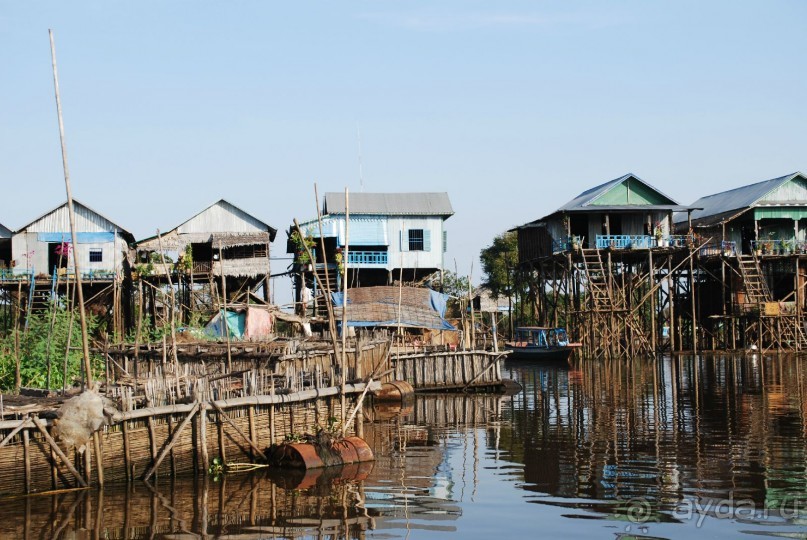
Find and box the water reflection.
[3,355,807,539]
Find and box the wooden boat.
[504,327,578,361]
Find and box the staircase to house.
[581,249,614,310]
[737,255,772,304]
[311,264,339,318]
[579,249,652,358]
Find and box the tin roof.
[16,199,135,244]
[137,199,277,246]
[323,192,454,217]
[683,172,806,224]
[0,223,11,239]
[555,173,684,213]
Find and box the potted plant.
[654,222,665,247]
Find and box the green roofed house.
[517,173,691,262]
[679,172,807,256]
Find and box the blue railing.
[698,240,737,257]
[596,235,654,249]
[0,268,116,282]
[347,251,388,265]
[0,268,31,282]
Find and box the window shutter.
[423,230,431,251]
[400,230,408,251]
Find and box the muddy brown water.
[1,354,806,539]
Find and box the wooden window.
[89,249,103,263]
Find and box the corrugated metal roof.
[556,173,682,212]
[137,199,277,245]
[16,199,134,243]
[0,223,11,239]
[685,172,805,224]
[323,192,454,217]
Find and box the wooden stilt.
[211,402,267,461]
[32,418,86,487]
[143,404,199,481]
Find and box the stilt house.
[135,199,277,298]
[9,200,134,279]
[517,173,690,261]
[290,192,453,313]
[679,172,807,256]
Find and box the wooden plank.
[143,403,199,482]
[32,418,87,487]
[0,417,32,448]
[211,402,267,461]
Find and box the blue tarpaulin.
[205,310,246,339]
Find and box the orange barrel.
[376,380,415,402]
[342,436,374,463]
[270,436,374,470]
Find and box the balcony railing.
[346,251,388,265]
[0,268,116,282]
[750,239,807,255]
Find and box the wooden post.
[340,188,349,435]
[690,253,697,354]
[32,418,87,487]
[143,404,199,481]
[23,428,31,493]
[199,404,209,472]
[649,249,656,352]
[218,241,232,372]
[122,420,132,481]
[211,402,267,461]
[49,30,93,389]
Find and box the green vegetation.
[0,303,103,391]
[480,231,518,300]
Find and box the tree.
[426,270,470,318]
[480,232,518,299]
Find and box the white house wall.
[386,216,445,271]
[12,232,126,275]
[178,202,267,234]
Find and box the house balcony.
[346,250,388,266]
[0,268,117,283]
[749,239,807,256]
[552,234,695,253]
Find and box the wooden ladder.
[737,254,772,303]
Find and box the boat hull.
[504,345,574,361]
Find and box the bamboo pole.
[219,241,232,372]
[32,417,87,487]
[340,188,350,434]
[210,401,267,461]
[49,30,93,389]
[143,404,199,481]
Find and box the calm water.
[3,354,807,539]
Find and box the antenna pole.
[356,124,364,192]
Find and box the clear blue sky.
[1,1,805,301]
